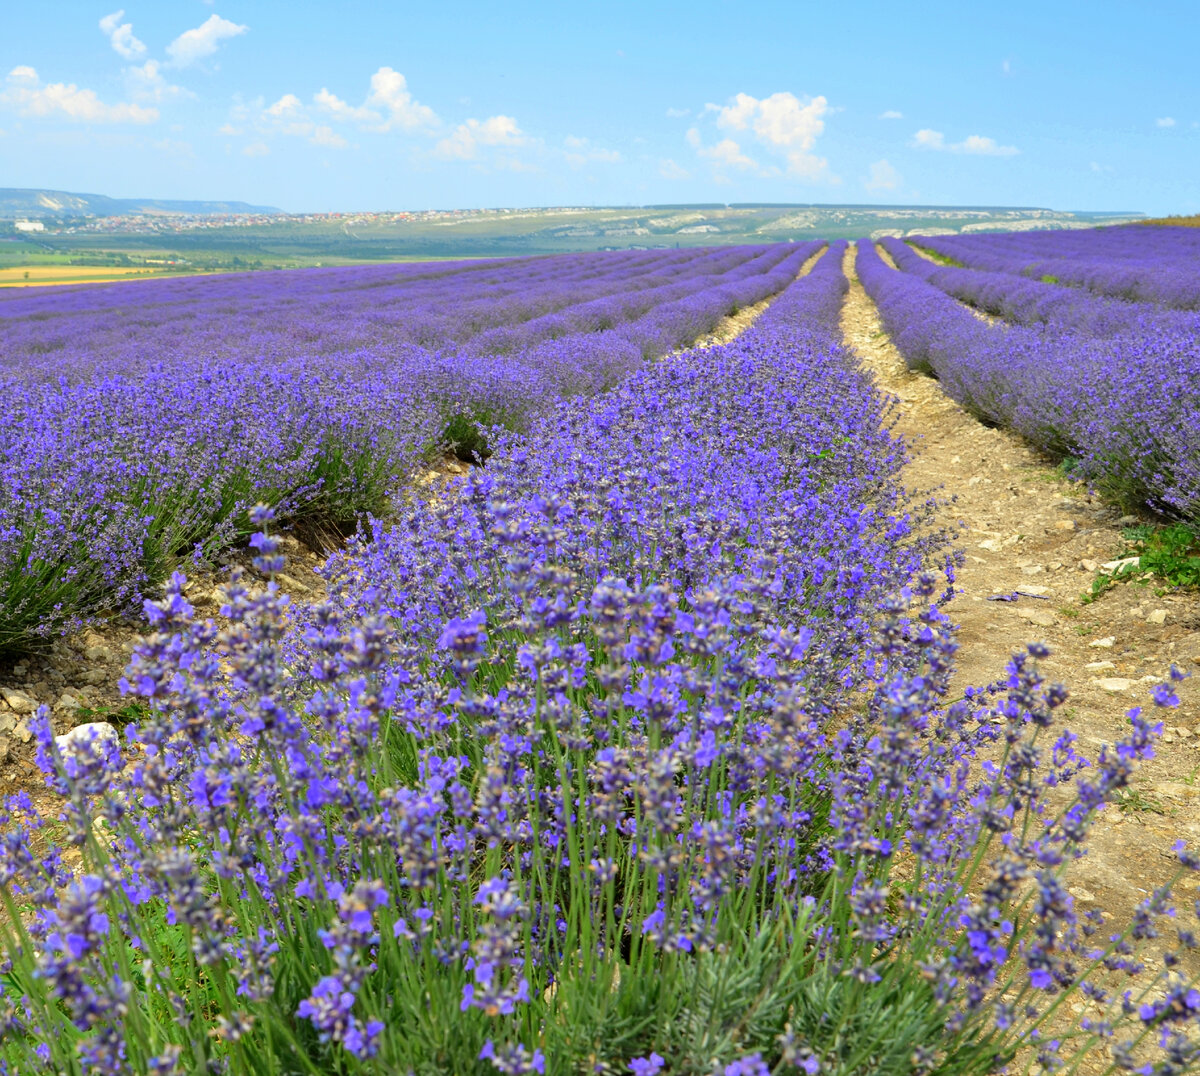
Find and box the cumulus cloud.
[686,126,758,171]
[166,14,247,68]
[880,109,903,120]
[312,68,437,131]
[912,128,1018,156]
[366,66,437,130]
[1156,116,1176,128]
[660,157,690,179]
[313,87,375,124]
[701,91,831,179]
[242,141,269,157]
[864,158,901,192]
[665,106,690,118]
[1,65,157,123]
[266,93,303,117]
[435,115,525,159]
[124,60,188,104]
[912,128,946,150]
[99,10,146,59]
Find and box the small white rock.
[1085,661,1117,671]
[54,722,119,760]
[1017,609,1057,628]
[1089,637,1116,649]
[1094,677,1133,692]
[1147,609,1168,626]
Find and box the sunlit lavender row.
[914,226,1200,310]
[0,242,818,651]
[856,238,1200,521]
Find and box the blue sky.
[1,1,1197,214]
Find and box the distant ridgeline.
[0,187,280,218]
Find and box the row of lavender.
[879,236,1200,338]
[857,240,1200,522]
[7,242,1196,1075]
[0,242,818,652]
[915,226,1200,310]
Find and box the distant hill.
[0,188,280,219]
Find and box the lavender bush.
[0,243,820,652]
[878,238,1200,339]
[2,248,1199,1075]
[912,227,1200,311]
[855,240,1200,522]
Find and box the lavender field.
[0,242,815,652]
[1,234,1199,1075]
[860,229,1200,520]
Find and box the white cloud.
[312,68,437,132]
[166,14,247,68]
[687,127,758,171]
[242,141,269,157]
[1,65,157,123]
[313,87,377,124]
[711,91,828,150]
[665,106,690,118]
[1002,59,1012,75]
[660,157,689,179]
[702,91,831,180]
[1090,161,1113,173]
[563,135,621,167]
[266,93,303,117]
[310,124,348,148]
[957,134,1019,156]
[864,158,901,192]
[99,10,146,59]
[366,66,437,130]
[1156,116,1176,128]
[880,109,903,120]
[912,128,1018,156]
[435,115,525,159]
[124,60,187,104]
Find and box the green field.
[0,204,1143,275]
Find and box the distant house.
[14,220,45,232]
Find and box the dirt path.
[839,243,1200,919]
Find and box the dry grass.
[1138,214,1200,227]
[0,265,178,288]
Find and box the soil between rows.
[840,241,1200,928]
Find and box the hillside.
[0,188,280,219]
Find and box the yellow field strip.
[0,266,180,288]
